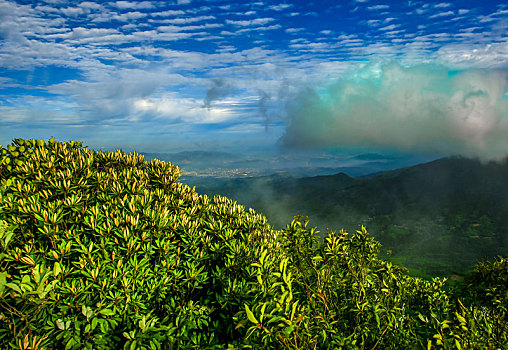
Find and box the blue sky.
[0,0,507,161]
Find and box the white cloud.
[436,41,508,69]
[290,42,331,52]
[79,2,103,10]
[367,5,389,10]
[112,11,147,21]
[133,94,237,124]
[60,6,86,16]
[47,27,120,39]
[434,3,452,8]
[226,18,275,26]
[237,24,281,33]
[429,11,454,18]
[379,24,398,31]
[285,28,304,33]
[269,4,292,11]
[151,10,185,16]
[157,24,221,32]
[167,15,216,24]
[34,5,60,13]
[113,1,154,9]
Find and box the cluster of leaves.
[0,138,276,349]
[243,218,508,349]
[449,254,508,346]
[0,138,506,349]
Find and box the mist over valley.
[189,155,508,279]
[139,149,437,183]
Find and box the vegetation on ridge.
[0,138,506,349]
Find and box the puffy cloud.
[133,94,236,124]
[281,62,508,159]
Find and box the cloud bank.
[281,62,508,159]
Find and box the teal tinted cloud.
[282,62,508,159]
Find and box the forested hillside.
[196,157,508,278]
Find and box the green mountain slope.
[197,157,508,278]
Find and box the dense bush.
[0,138,506,349]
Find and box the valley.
[191,157,508,279]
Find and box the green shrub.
[0,138,277,349]
[0,138,506,349]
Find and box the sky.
[0,0,507,163]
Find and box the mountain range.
[194,157,508,279]
[139,150,436,180]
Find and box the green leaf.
[259,250,267,265]
[91,318,99,331]
[65,337,76,350]
[0,271,7,297]
[290,301,299,321]
[266,316,282,325]
[99,308,115,316]
[56,319,67,330]
[5,282,22,294]
[100,320,108,333]
[139,316,146,332]
[123,331,132,340]
[2,230,14,249]
[82,305,93,319]
[245,304,258,324]
[455,312,467,325]
[54,262,62,277]
[260,302,267,323]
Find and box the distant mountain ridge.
[195,156,508,278]
[140,150,437,179]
